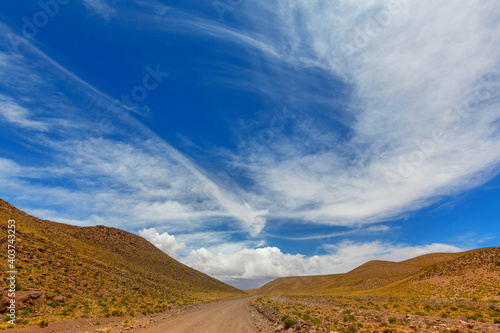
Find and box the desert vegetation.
[250,248,500,332]
[0,199,241,329]
[253,295,500,332]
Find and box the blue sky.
[0,0,499,289]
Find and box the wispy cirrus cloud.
[0,22,268,235]
[0,95,48,131]
[81,0,116,19]
[123,0,500,229]
[217,0,500,226]
[1,0,499,289]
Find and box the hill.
[252,247,499,299]
[246,274,340,295]
[375,247,500,300]
[0,199,242,327]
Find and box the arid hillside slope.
[253,247,499,300]
[0,199,242,328]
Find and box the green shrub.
[50,300,61,308]
[343,314,356,322]
[283,318,296,329]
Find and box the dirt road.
[140,297,271,333]
[12,297,273,333]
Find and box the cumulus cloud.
[187,246,340,281]
[138,228,186,258]
[186,240,463,288]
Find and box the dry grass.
[253,247,499,300]
[251,247,500,332]
[0,199,242,328]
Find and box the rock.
[15,292,32,303]
[0,296,11,313]
[274,324,285,332]
[28,290,44,298]
[16,301,26,310]
[53,295,65,302]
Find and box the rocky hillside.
[246,274,340,295]
[383,247,500,300]
[0,199,242,328]
[253,247,499,300]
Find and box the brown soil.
[10,297,274,333]
[139,297,273,333]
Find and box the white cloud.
[187,240,464,288]
[0,95,48,130]
[187,246,341,281]
[225,0,500,226]
[0,23,268,236]
[138,227,186,258]
[323,240,464,267]
[81,0,116,19]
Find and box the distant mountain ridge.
[0,199,241,327]
[250,247,500,300]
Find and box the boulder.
[0,296,10,313]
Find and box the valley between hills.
[1,198,499,332]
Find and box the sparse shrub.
[50,300,61,308]
[60,309,72,317]
[111,309,123,316]
[21,306,34,316]
[388,318,396,324]
[344,314,356,322]
[311,318,321,326]
[283,317,296,329]
[442,311,452,318]
[36,319,49,328]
